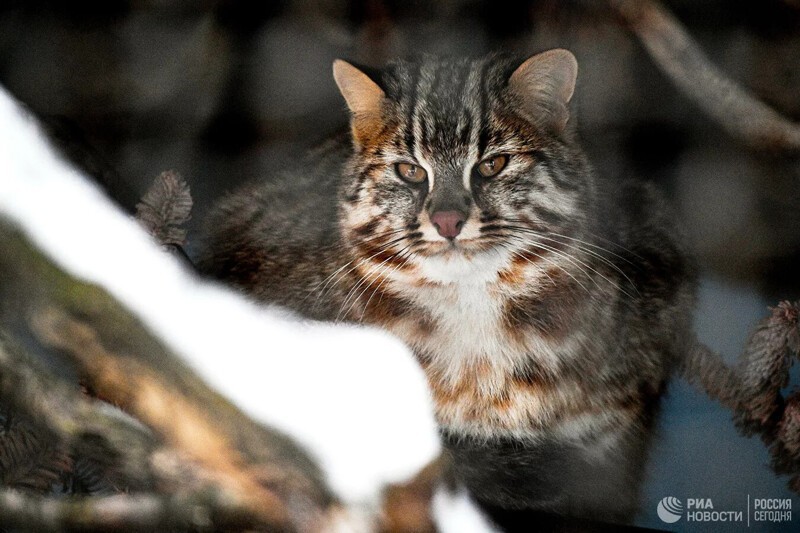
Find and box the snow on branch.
[0,215,329,531]
[0,87,443,531]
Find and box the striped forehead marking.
[462,59,486,191]
[411,62,437,192]
[405,58,491,193]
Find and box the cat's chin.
[417,238,498,258]
[416,242,512,285]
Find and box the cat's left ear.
[508,49,578,135]
[333,60,385,148]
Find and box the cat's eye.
[476,155,508,178]
[395,162,427,183]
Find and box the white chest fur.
[412,283,512,374]
[391,250,563,385]
[380,248,601,439]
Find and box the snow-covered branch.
[0,86,450,531]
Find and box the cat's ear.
[508,49,578,135]
[333,60,385,148]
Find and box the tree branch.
[0,488,272,532]
[609,0,800,153]
[0,218,342,531]
[0,330,157,493]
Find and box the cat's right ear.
[508,49,578,135]
[333,60,385,148]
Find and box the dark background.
[0,0,798,295]
[1,1,799,530]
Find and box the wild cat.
[201,49,696,526]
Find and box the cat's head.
[334,50,594,285]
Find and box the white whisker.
[489,221,638,300]
[358,247,416,323]
[310,229,411,310]
[336,242,415,322]
[499,238,590,295]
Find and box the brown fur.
[202,51,697,524]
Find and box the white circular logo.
[657,497,683,523]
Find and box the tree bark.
[0,218,339,532]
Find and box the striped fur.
[202,51,696,524]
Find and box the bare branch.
[0,489,265,532]
[609,0,800,153]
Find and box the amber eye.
[395,162,428,183]
[476,155,508,178]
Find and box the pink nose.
[430,211,466,239]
